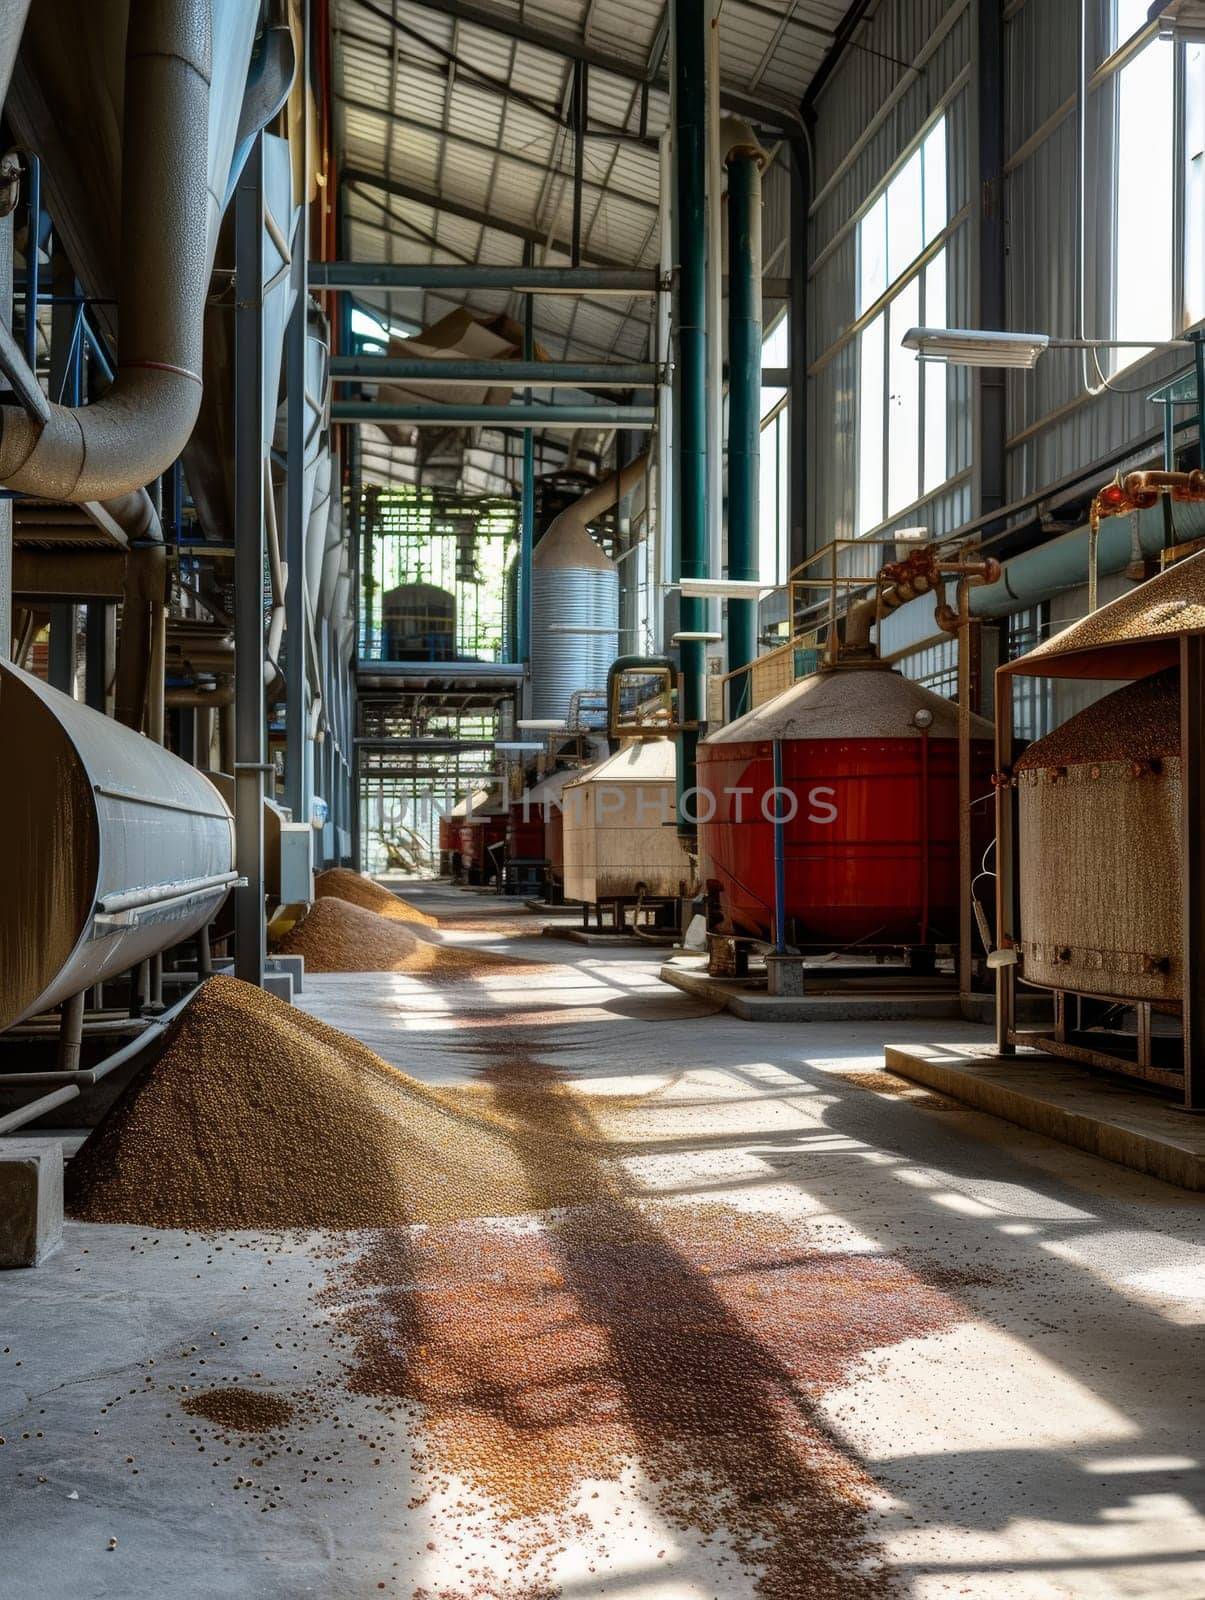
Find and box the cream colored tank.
[1015,668,1181,1003]
[561,738,695,903]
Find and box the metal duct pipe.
[672,0,709,837]
[723,117,766,721]
[0,0,211,501]
[967,501,1205,617]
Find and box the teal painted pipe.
[673,0,709,837]
[330,357,658,387]
[725,144,762,721]
[330,401,655,428]
[969,501,1205,617]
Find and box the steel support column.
[234,136,267,987]
[284,215,309,824]
[973,0,1006,517]
[725,144,763,721]
[787,136,809,574]
[672,0,709,835]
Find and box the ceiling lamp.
[903,327,1051,368]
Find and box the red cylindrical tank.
[697,663,993,948]
[506,798,546,861]
[460,808,507,883]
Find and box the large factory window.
[1111,27,1174,371]
[759,315,789,584]
[855,119,949,536]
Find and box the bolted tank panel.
[529,519,619,721]
[698,665,993,946]
[1014,668,1181,1003]
[382,582,457,662]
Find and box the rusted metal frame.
[994,664,1017,1053]
[1182,632,1205,1109]
[1008,1030,1183,1092]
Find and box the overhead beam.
[341,166,635,269]
[331,355,658,387]
[394,0,806,128]
[333,400,656,428]
[314,261,659,294]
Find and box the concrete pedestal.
[0,1140,63,1267]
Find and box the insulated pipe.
[0,0,212,501]
[672,0,709,839]
[723,117,766,721]
[968,500,1205,617]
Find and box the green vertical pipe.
[725,146,762,722]
[673,0,708,837]
[518,283,534,667]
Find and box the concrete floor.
[3,879,1204,1598]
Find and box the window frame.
[854,116,951,539]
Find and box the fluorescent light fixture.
[672,631,724,643]
[495,741,546,752]
[677,578,772,600]
[516,719,569,731]
[903,326,1051,368]
[1154,1,1205,41]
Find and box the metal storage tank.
[562,740,695,903]
[459,798,508,886]
[1012,668,1180,1003]
[697,662,994,947]
[507,768,579,878]
[0,662,236,1031]
[440,788,488,876]
[382,583,456,662]
[528,456,645,722]
[529,518,618,720]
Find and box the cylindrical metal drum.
[698,664,993,947]
[1015,668,1181,1003]
[0,662,236,1030]
[529,519,618,720]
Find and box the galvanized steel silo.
[529,517,619,720]
[528,455,646,721]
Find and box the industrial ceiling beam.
[331,355,658,387]
[314,261,659,295]
[391,0,807,129]
[340,166,637,270]
[333,400,656,428]
[337,91,659,210]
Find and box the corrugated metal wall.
[807,0,1194,566]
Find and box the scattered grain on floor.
[181,1387,295,1434]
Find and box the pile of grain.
[180,1388,294,1434]
[273,896,530,979]
[315,868,436,926]
[65,977,595,1230]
